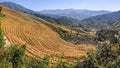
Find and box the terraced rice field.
[0,5,95,59]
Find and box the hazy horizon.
[0,0,120,11]
[40,9,112,12]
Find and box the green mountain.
[80,11,120,29]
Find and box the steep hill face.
[0,5,94,60]
[0,2,35,14]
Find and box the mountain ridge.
[0,2,81,27]
[0,2,36,14]
[40,9,111,20]
[80,10,120,29]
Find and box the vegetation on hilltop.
[95,29,119,44]
[33,13,79,27]
[55,27,94,44]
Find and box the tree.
[0,22,5,49]
[0,7,2,13]
[53,60,72,68]
[27,56,50,68]
[7,45,26,68]
[75,43,120,68]
[52,54,73,68]
[95,29,119,44]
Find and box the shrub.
[0,23,5,49]
[0,7,2,13]
[75,43,120,68]
[7,45,26,68]
[27,56,50,68]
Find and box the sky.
[0,0,120,11]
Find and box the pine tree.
[7,45,26,68]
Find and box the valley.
[0,1,120,68]
[0,5,95,59]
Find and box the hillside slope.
[0,2,35,14]
[80,10,120,29]
[1,2,80,27]
[0,5,94,60]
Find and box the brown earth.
[0,5,95,60]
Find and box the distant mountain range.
[0,2,80,27]
[80,10,120,29]
[1,2,120,30]
[1,2,111,21]
[40,9,111,20]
